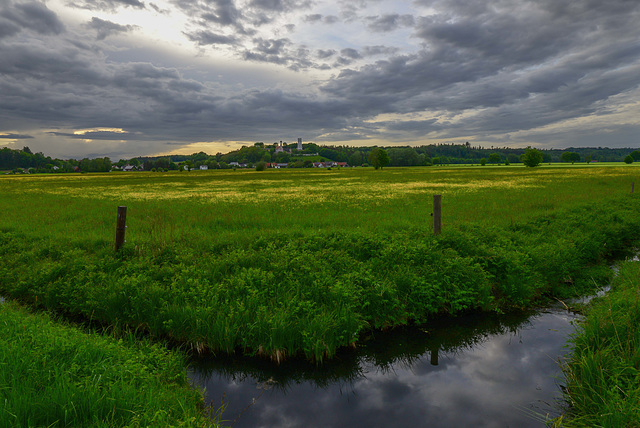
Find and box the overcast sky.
[1,0,639,159]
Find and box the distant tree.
[507,153,520,164]
[488,153,501,164]
[630,151,640,161]
[520,148,543,167]
[624,155,634,164]
[349,151,364,167]
[368,148,390,170]
[388,147,420,166]
[480,158,487,166]
[585,155,592,164]
[255,161,267,171]
[560,151,581,164]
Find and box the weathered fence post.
[433,195,442,235]
[632,182,635,194]
[115,206,127,251]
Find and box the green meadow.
[1,164,640,362]
[0,301,217,428]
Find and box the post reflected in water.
[430,345,439,366]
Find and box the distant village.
[2,139,640,174]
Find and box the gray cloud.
[362,45,399,57]
[0,1,65,35]
[248,0,312,13]
[316,48,336,59]
[86,17,137,40]
[0,18,21,38]
[66,0,145,12]
[340,48,360,59]
[366,14,414,32]
[185,30,238,46]
[0,133,34,139]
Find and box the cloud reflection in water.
[189,308,578,428]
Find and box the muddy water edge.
[188,302,583,428]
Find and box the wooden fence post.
[632,182,635,194]
[115,206,127,251]
[433,195,442,235]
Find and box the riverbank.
[1,195,638,362]
[557,259,640,426]
[0,300,218,427]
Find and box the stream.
[188,302,584,427]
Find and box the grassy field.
[1,164,640,363]
[0,300,217,428]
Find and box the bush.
[255,161,267,171]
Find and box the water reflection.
[189,306,578,427]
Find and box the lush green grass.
[1,165,640,361]
[0,300,217,428]
[558,260,640,427]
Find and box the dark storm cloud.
[316,48,336,59]
[248,0,312,13]
[366,14,414,32]
[67,0,145,12]
[362,46,399,56]
[0,18,21,38]
[340,48,360,59]
[0,133,33,139]
[304,13,322,22]
[304,13,339,24]
[0,20,352,148]
[48,131,138,140]
[321,0,640,136]
[87,17,137,40]
[185,30,238,46]
[241,37,318,70]
[0,1,64,35]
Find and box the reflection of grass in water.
[189,309,535,390]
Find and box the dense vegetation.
[558,260,640,426]
[3,143,640,173]
[0,300,216,427]
[1,165,639,363]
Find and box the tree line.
[2,143,640,172]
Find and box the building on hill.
[313,161,348,168]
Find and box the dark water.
[188,305,579,427]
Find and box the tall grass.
[558,260,640,426]
[1,166,639,361]
[0,301,217,428]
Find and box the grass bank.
[557,259,640,426]
[1,194,639,362]
[1,166,639,362]
[0,301,217,428]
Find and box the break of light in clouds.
[1,0,639,159]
